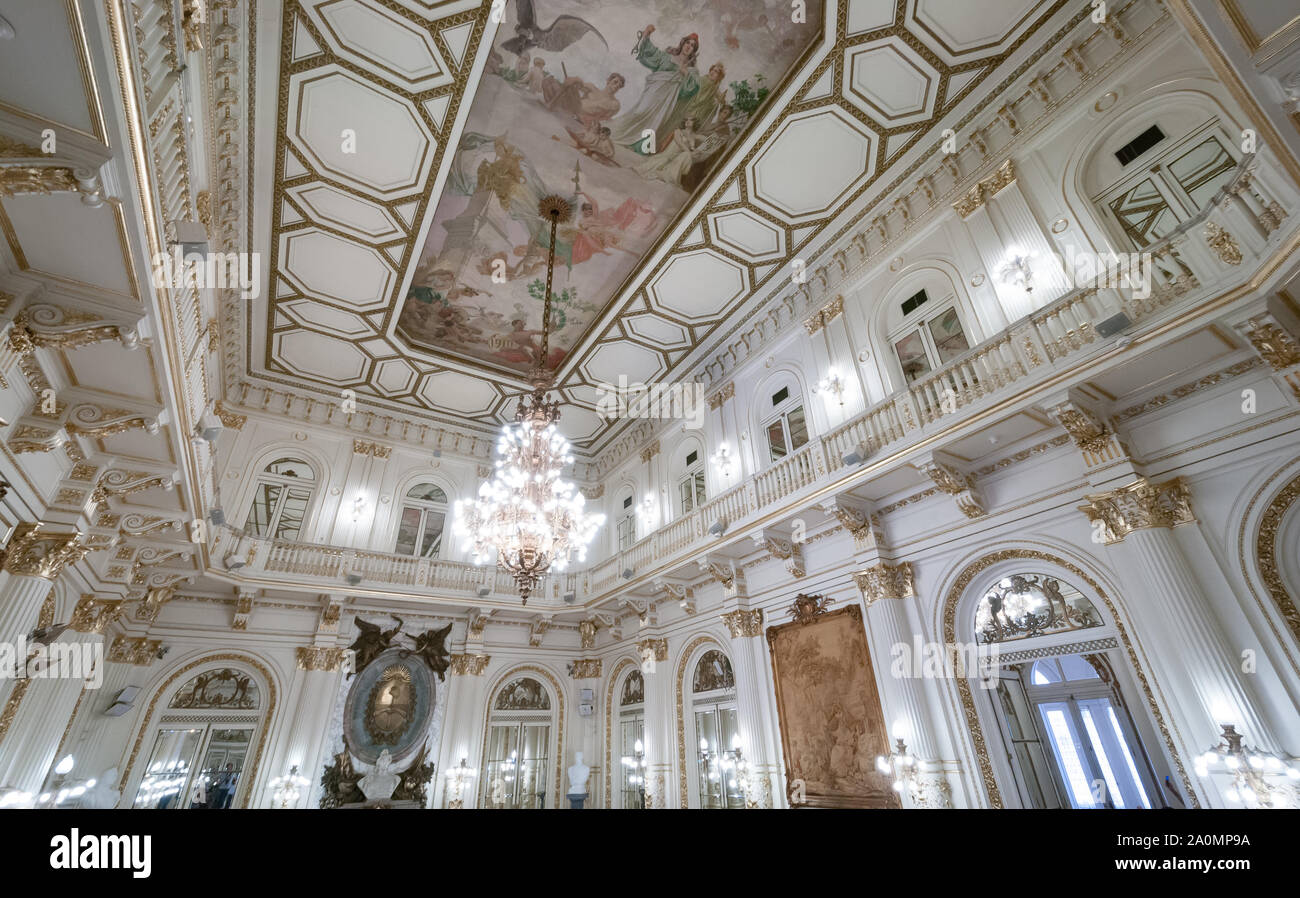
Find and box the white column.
[721,610,781,807]
[263,648,344,808]
[0,628,104,796]
[637,638,674,808]
[436,654,489,808]
[0,523,87,648]
[1083,478,1277,806]
[855,562,953,808]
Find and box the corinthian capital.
[721,608,763,638]
[1079,477,1195,543]
[853,562,915,607]
[0,522,89,579]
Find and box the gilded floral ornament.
[0,522,89,580]
[853,562,915,606]
[1203,221,1242,265]
[721,608,763,638]
[1079,477,1195,544]
[569,658,602,679]
[785,593,834,624]
[108,635,164,666]
[69,596,124,634]
[1240,317,1300,371]
[448,653,491,676]
[295,646,345,671]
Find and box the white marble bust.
[359,750,400,802]
[567,751,590,795]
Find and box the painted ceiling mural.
[397,0,822,374]
[253,0,1077,452]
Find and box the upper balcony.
[208,154,1297,614]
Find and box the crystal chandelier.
[456,196,604,604]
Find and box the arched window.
[690,649,744,809]
[615,487,637,552]
[244,457,315,540]
[977,574,1158,810]
[1093,118,1239,249]
[618,669,645,808]
[132,666,267,810]
[394,482,448,558]
[482,676,554,809]
[677,446,706,515]
[761,381,809,463]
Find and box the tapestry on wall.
[766,600,898,808]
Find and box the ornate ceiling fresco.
[397,0,821,375]
[252,0,1071,452]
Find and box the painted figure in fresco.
[661,62,727,143]
[610,25,703,154]
[635,116,723,188]
[542,72,626,129]
[524,57,550,94]
[500,0,607,58]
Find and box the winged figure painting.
[501,0,607,56]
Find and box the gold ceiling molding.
[1079,476,1196,544]
[699,1,1148,393]
[249,0,1082,457]
[941,546,1199,808]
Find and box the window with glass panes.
[481,677,553,809]
[394,483,447,558]
[244,457,315,540]
[691,650,744,809]
[1098,121,1239,250]
[619,670,646,808]
[891,303,972,385]
[678,449,706,514]
[616,493,636,551]
[763,385,809,463]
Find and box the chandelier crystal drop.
[456,196,604,604]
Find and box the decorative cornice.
[296,646,345,671]
[0,523,89,580]
[448,653,491,676]
[853,562,915,607]
[721,609,763,638]
[1079,476,1196,543]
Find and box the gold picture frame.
[766,604,898,809]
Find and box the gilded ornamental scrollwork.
[1079,477,1196,544]
[296,646,346,672]
[108,635,164,666]
[721,608,763,638]
[853,562,916,607]
[68,596,124,634]
[569,658,602,679]
[448,653,491,676]
[0,522,90,580]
